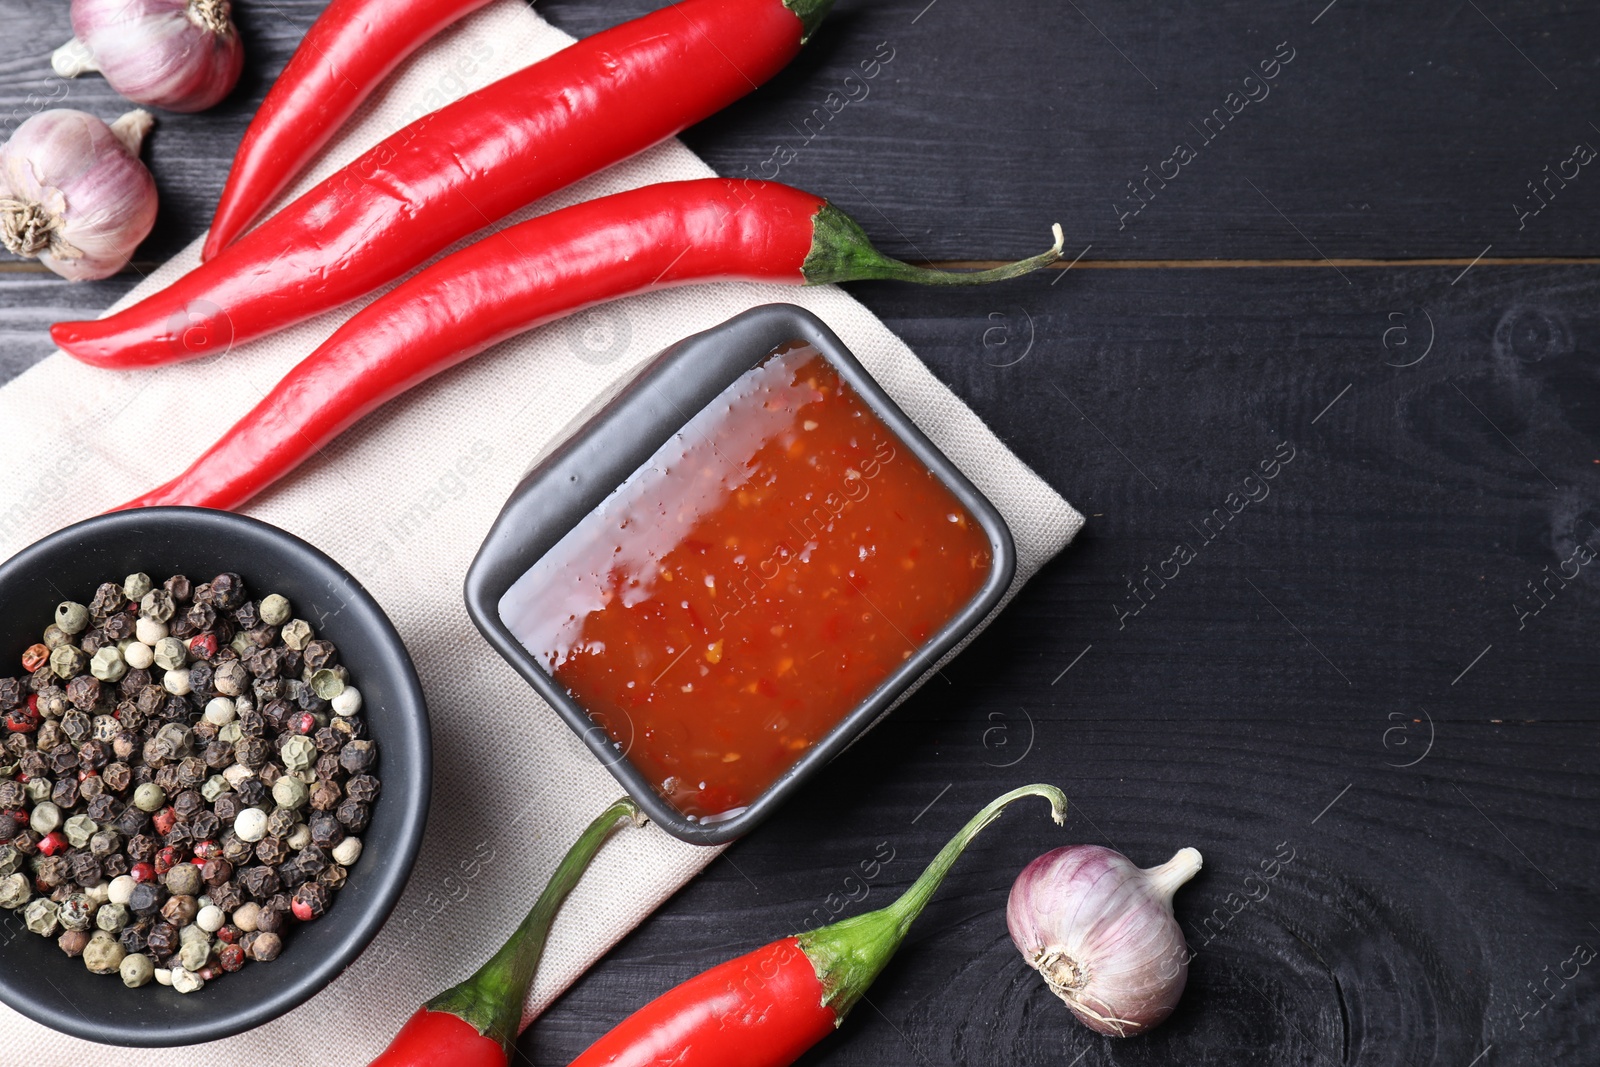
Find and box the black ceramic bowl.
[466,304,1015,845]
[0,508,430,1047]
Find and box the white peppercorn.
[287,823,313,850]
[107,874,137,905]
[162,668,193,697]
[331,837,362,866]
[124,642,155,670]
[153,967,173,986]
[232,901,261,932]
[171,968,204,994]
[234,807,268,843]
[83,930,125,974]
[196,904,225,933]
[120,952,154,988]
[55,602,89,635]
[134,617,167,645]
[222,763,253,788]
[203,697,237,726]
[331,686,363,717]
[89,646,128,682]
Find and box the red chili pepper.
[203,0,499,261]
[51,0,834,370]
[366,799,640,1067]
[113,178,1060,513]
[567,786,1065,1067]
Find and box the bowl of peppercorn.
[0,507,430,1046]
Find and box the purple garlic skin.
[1007,843,1202,1037]
[0,110,158,281]
[57,0,244,113]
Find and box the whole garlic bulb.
[0,110,159,281]
[1007,844,1202,1037]
[53,0,244,114]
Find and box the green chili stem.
[782,0,836,42]
[427,798,643,1054]
[802,204,1064,287]
[796,784,1067,1023]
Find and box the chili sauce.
[499,341,993,819]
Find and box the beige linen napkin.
[0,1,1082,1060]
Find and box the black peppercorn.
[208,573,247,611]
[187,660,215,698]
[50,778,78,809]
[153,764,182,795]
[295,845,328,876]
[309,780,342,812]
[311,728,342,756]
[172,790,205,821]
[102,853,130,878]
[0,678,23,709]
[185,602,216,633]
[265,807,296,839]
[345,775,380,804]
[240,865,280,900]
[127,833,159,862]
[65,676,100,713]
[214,793,243,823]
[235,736,269,769]
[202,857,233,885]
[317,864,348,890]
[79,629,108,656]
[135,685,165,720]
[176,757,207,790]
[69,851,101,887]
[161,893,198,926]
[220,831,253,866]
[102,762,132,792]
[18,750,47,780]
[34,855,69,888]
[89,582,125,618]
[47,744,78,776]
[145,921,178,957]
[310,812,346,847]
[77,739,109,769]
[278,860,310,888]
[127,882,164,915]
[190,810,221,841]
[255,836,288,866]
[60,709,91,743]
[301,640,338,672]
[80,775,107,802]
[169,614,198,640]
[85,794,117,823]
[338,740,377,775]
[203,741,234,770]
[236,777,269,809]
[163,575,192,602]
[0,780,24,809]
[106,802,145,836]
[102,612,135,642]
[88,829,120,857]
[0,815,19,841]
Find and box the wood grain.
[0,1,1595,1065]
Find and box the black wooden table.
[4,2,1598,1064]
